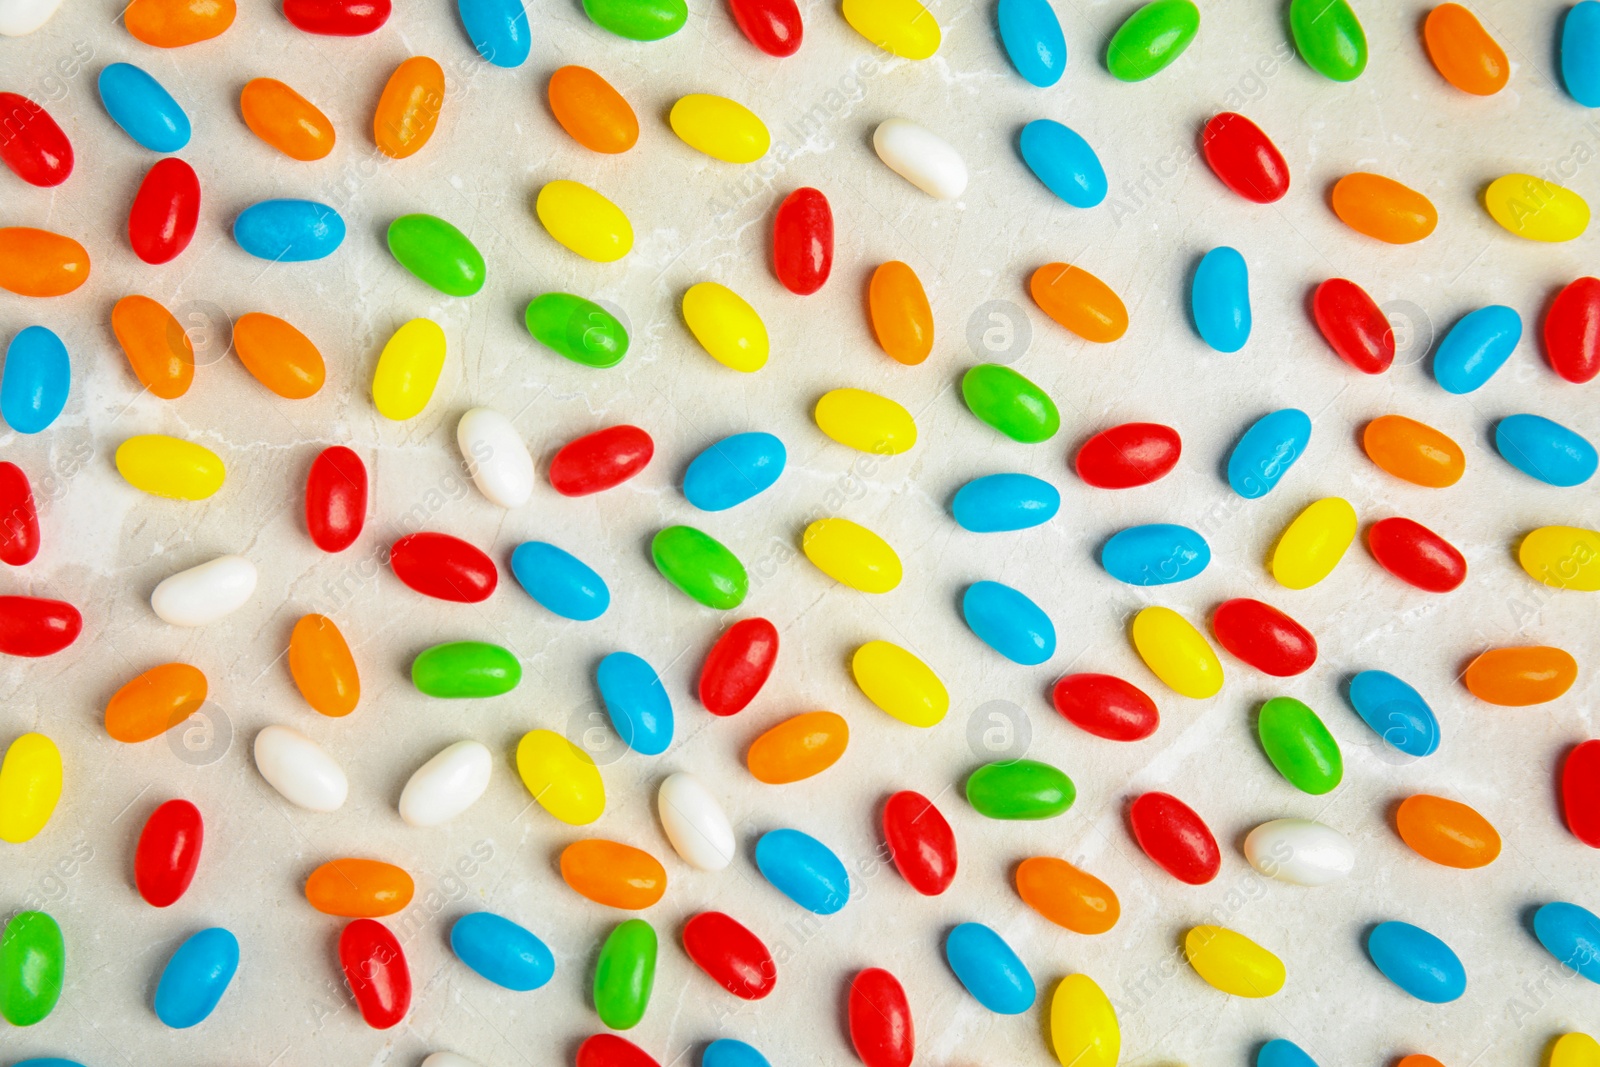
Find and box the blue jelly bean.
[1432,305,1522,394]
[1533,901,1600,984]
[98,62,190,152]
[996,0,1066,86]
[596,651,673,756]
[951,473,1060,532]
[13,1061,90,1067]
[1018,120,1105,208]
[1258,1039,1320,1067]
[2,326,70,434]
[962,580,1055,665]
[154,927,239,1029]
[1494,414,1598,487]
[233,200,345,262]
[1227,408,1312,498]
[1100,523,1210,586]
[944,922,1035,1015]
[703,1039,772,1067]
[683,432,786,511]
[1365,921,1465,1003]
[754,828,850,915]
[1346,670,1439,757]
[510,540,610,620]
[450,911,556,991]
[1191,246,1251,353]
[458,0,531,67]
[1563,1,1600,107]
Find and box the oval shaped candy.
[1131,606,1221,698]
[1485,174,1590,242]
[387,214,484,296]
[802,517,901,593]
[116,435,223,500]
[1525,526,1600,592]
[1463,646,1577,705]
[0,596,81,657]
[1396,794,1500,868]
[104,662,207,743]
[1184,925,1284,997]
[755,829,849,914]
[1015,856,1118,933]
[1366,921,1465,1002]
[1331,173,1437,244]
[391,532,496,602]
[882,790,955,894]
[682,281,767,371]
[0,910,63,1024]
[872,118,965,199]
[253,724,347,811]
[1289,0,1366,81]
[306,858,414,917]
[458,0,530,66]
[234,199,345,261]
[284,0,390,34]
[1050,974,1119,1067]
[966,758,1074,819]
[952,473,1058,533]
[682,912,775,999]
[814,388,916,455]
[235,312,324,398]
[1257,697,1342,794]
[412,641,520,698]
[1228,408,1311,498]
[997,0,1065,86]
[151,554,257,626]
[774,187,831,295]
[1425,4,1508,95]
[728,0,801,55]
[962,580,1054,664]
[594,918,655,1029]
[561,839,667,909]
[1101,524,1209,586]
[848,968,913,1067]
[305,446,366,551]
[700,618,777,715]
[1129,791,1219,884]
[125,0,235,45]
[0,464,37,568]
[1533,901,1600,984]
[2,326,70,433]
[451,912,553,990]
[1313,278,1393,373]
[945,923,1034,1014]
[511,541,609,620]
[1212,598,1315,676]
[962,364,1058,442]
[1190,245,1250,352]
[0,0,68,37]
[129,158,200,265]
[548,65,637,153]
[651,526,748,609]
[99,62,190,151]
[0,93,72,186]
[583,0,685,39]
[1052,673,1158,742]
[597,652,673,755]
[240,78,334,160]
[1030,262,1127,342]
[516,729,604,824]
[869,261,933,365]
[683,432,786,511]
[1106,0,1198,81]
[1367,517,1466,592]
[1565,1,1600,106]
[154,927,238,1029]
[1243,818,1354,886]
[373,56,444,159]
[0,733,61,842]
[551,424,653,495]
[1547,1033,1600,1067]
[1347,670,1439,757]
[399,740,491,826]
[136,799,203,907]
[1018,120,1105,208]
[524,292,630,368]
[576,1036,660,1067]
[1434,304,1522,392]
[1259,1040,1319,1067]
[1201,112,1288,203]
[670,94,769,164]
[0,227,89,297]
[852,641,947,727]
[457,407,534,508]
[537,180,633,261]
[1272,497,1357,589]
[842,0,939,58]
[1496,415,1597,487]
[1075,422,1180,488]
[287,616,357,715]
[340,919,410,1029]
[658,771,735,870]
[1546,276,1600,383]
[111,295,193,399]
[1363,415,1463,488]
[747,711,848,783]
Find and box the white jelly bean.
[457,406,534,508]
[873,118,968,200]
[0,0,67,35]
[422,1054,485,1067]
[399,739,492,827]
[253,724,348,812]
[657,771,735,871]
[1243,817,1355,886]
[150,554,258,627]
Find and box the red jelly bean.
[135,798,203,907]
[390,532,497,602]
[1367,517,1466,593]
[773,187,831,295]
[1562,740,1600,848]
[0,595,81,656]
[1129,791,1219,885]
[283,0,390,34]
[849,967,914,1067]
[682,911,775,999]
[128,157,200,266]
[1074,422,1180,489]
[728,0,803,56]
[1200,112,1289,204]
[0,93,73,187]
[882,790,956,895]
[1545,276,1600,384]
[698,617,778,716]
[1313,278,1394,374]
[0,462,40,566]
[305,445,367,552]
[1051,673,1159,741]
[1210,598,1317,677]
[338,918,410,1029]
[550,424,653,496]
[577,1034,661,1067]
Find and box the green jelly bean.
[411,641,522,698]
[651,526,748,609]
[386,214,486,297]
[0,910,64,1026]
[594,918,656,1030]
[525,293,630,369]
[965,759,1076,819]
[1289,0,1367,82]
[1258,696,1343,795]
[582,0,687,40]
[1106,0,1200,81]
[961,364,1060,443]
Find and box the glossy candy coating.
[842,0,939,59]
[0,93,72,186]
[1313,278,1393,373]
[305,446,366,551]
[548,66,637,153]
[1191,245,1250,352]
[284,0,390,34]
[881,790,955,894]
[233,199,345,261]
[682,282,767,371]
[962,364,1059,442]
[1367,517,1467,592]
[112,296,192,399]
[773,188,831,294]
[848,968,913,1067]
[1496,415,1597,486]
[0,910,63,1024]
[872,118,966,199]
[1434,304,1522,392]
[136,799,203,907]
[399,740,491,826]
[115,435,222,500]
[1289,0,1367,81]
[1015,856,1118,933]
[1019,120,1105,208]
[0,0,68,36]
[1272,497,1357,589]
[2,326,71,432]
[1545,277,1600,383]
[597,652,673,755]
[966,759,1075,819]
[1201,112,1289,203]
[1106,0,1197,81]
[670,94,769,163]
[1228,408,1311,498]
[1463,646,1577,706]
[253,725,346,811]
[755,829,849,914]
[747,711,848,783]
[1366,921,1465,1002]
[728,0,802,56]
[1396,794,1500,868]
[945,922,1034,1014]
[868,261,933,364]
[962,580,1055,664]
[154,556,251,625]
[1257,697,1342,794]
[387,214,485,296]
[99,63,190,151]
[235,313,325,398]
[1243,818,1354,886]
[1052,673,1158,741]
[374,57,444,159]
[412,641,520,698]
[1331,174,1437,244]
[683,432,786,511]
[0,734,60,841]
[1347,670,1439,757]
[1425,4,1508,95]
[658,772,736,870]
[997,0,1065,86]
[457,407,534,508]
[525,293,630,368]
[511,541,610,620]
[128,158,199,265]
[577,1035,661,1067]
[802,517,901,592]
[1101,524,1209,586]
[951,473,1058,533]
[1533,901,1600,983]
[0,596,81,656]
[390,532,496,602]
[126,0,234,45]
[1184,925,1285,997]
[516,729,605,824]
[155,927,238,1028]
[682,912,775,999]
[651,525,748,608]
[240,78,334,160]
[1049,974,1119,1067]
[594,918,655,1027]
[450,912,553,991]
[1212,599,1315,677]
[1075,422,1180,488]
[583,0,686,40]
[538,180,633,261]
[1259,1040,1318,1067]
[1363,415,1463,487]
[1485,174,1590,242]
[1565,741,1600,848]
[105,663,207,742]
[0,462,40,565]
[306,858,413,917]
[1030,262,1127,342]
[551,424,654,495]
[1549,1033,1600,1067]
[458,0,530,66]
[340,919,410,1029]
[1131,606,1221,698]
[0,228,89,297]
[852,641,947,727]
[1565,2,1600,105]
[561,839,667,909]
[700,618,778,715]
[1129,791,1219,884]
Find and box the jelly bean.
[1434,304,1523,393]
[340,919,410,1028]
[848,968,912,1067]
[747,711,848,783]
[284,0,389,33]
[652,525,748,608]
[154,927,238,1029]
[966,758,1074,819]
[583,0,685,40]
[1228,408,1311,498]
[1331,173,1437,244]
[1464,646,1577,705]
[1289,0,1366,81]
[597,652,673,755]
[126,0,235,46]
[1424,4,1507,95]
[0,910,62,1024]
[1313,278,1392,374]
[1243,818,1354,886]
[1051,673,1157,742]
[1347,670,1439,757]
[698,617,777,715]
[1074,423,1179,489]
[755,829,849,914]
[962,580,1055,664]
[1019,120,1105,208]
[0,0,65,34]
[1106,0,1198,81]
[0,227,90,296]
[1551,1033,1600,1067]
[390,532,496,602]
[253,724,347,811]
[98,63,190,151]
[946,923,1034,1015]
[773,187,831,295]
[872,118,966,199]
[1212,598,1316,677]
[458,0,530,66]
[0,733,59,841]
[305,446,366,551]
[1497,415,1597,487]
[1030,262,1128,342]
[306,858,413,917]
[594,919,655,1028]
[451,912,553,991]
[1362,414,1463,488]
[1272,497,1356,589]
[683,281,767,371]
[852,640,949,727]
[1259,1040,1318,1067]
[0,595,79,656]
[682,912,775,999]
[135,799,202,907]
[539,180,635,261]
[683,432,786,511]
[1534,901,1600,983]
[2,326,70,432]
[962,364,1059,443]
[1366,921,1465,1002]
[115,435,222,501]
[510,540,610,620]
[1189,245,1250,352]
[1258,697,1342,794]
[549,66,638,154]
[0,462,38,565]
[1367,516,1466,592]
[868,261,933,365]
[0,93,70,186]
[1129,791,1219,884]
[802,517,901,593]
[670,94,769,164]
[1131,606,1221,698]
[1564,741,1600,848]
[387,214,485,297]
[457,407,533,507]
[151,554,257,626]
[1565,2,1600,105]
[286,610,354,715]
[1546,277,1600,383]
[997,0,1065,86]
[412,641,520,698]
[112,295,193,399]
[562,839,667,909]
[1101,524,1210,586]
[234,198,345,262]
[104,663,207,743]
[658,771,735,870]
[516,729,605,823]
[951,473,1059,533]
[1398,1056,1446,1067]
[235,312,325,398]
[881,790,955,894]
[240,78,335,161]
[1015,856,1117,933]
[1396,794,1499,868]
[374,56,444,158]
[551,424,654,495]
[399,740,491,826]
[579,1035,661,1067]
[525,292,630,367]
[1184,925,1284,997]
[842,0,939,59]
[1200,112,1289,203]
[729,0,801,56]
[1485,174,1590,242]
[1049,974,1118,1067]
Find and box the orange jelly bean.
[1029,262,1128,342]
[112,295,194,400]
[124,0,237,47]
[1424,3,1509,96]
[374,56,445,159]
[234,312,326,398]
[1464,646,1578,706]
[1396,794,1501,869]
[305,858,414,917]
[1015,856,1120,934]
[0,227,90,297]
[288,613,360,717]
[1398,1057,1447,1067]
[559,839,667,909]
[1331,173,1438,244]
[747,710,849,784]
[105,663,208,743]
[240,78,336,161]
[868,261,934,365]
[548,66,638,154]
[1362,414,1465,487]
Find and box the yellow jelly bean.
[1184,925,1286,997]
[669,94,770,164]
[1485,174,1591,242]
[372,318,446,420]
[1271,497,1357,590]
[1551,1032,1600,1067]
[842,0,941,59]
[1131,606,1222,698]
[535,179,633,262]
[115,434,225,500]
[850,640,947,726]
[682,281,769,372]
[1048,973,1119,1067]
[1519,525,1600,591]
[814,388,917,455]
[802,518,902,593]
[0,732,62,843]
[515,728,605,825]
